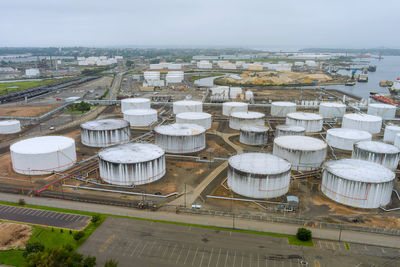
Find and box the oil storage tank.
[286,112,323,132]
[239,125,269,146]
[271,102,296,117]
[383,125,400,143]
[154,123,206,153]
[367,103,396,119]
[227,153,291,199]
[173,100,203,114]
[99,143,166,186]
[0,120,21,134]
[80,119,130,147]
[322,159,395,209]
[275,125,305,137]
[395,133,400,148]
[273,136,327,170]
[123,109,158,127]
[176,112,212,129]
[342,113,382,134]
[222,102,248,116]
[352,141,400,169]
[326,128,372,151]
[121,98,151,112]
[10,136,77,175]
[229,111,265,130]
[319,102,346,118]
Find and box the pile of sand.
[0,222,32,250]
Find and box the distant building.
[25,68,40,77]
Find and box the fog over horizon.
[1,0,399,49]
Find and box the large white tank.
[10,136,77,175]
[352,141,400,170]
[322,159,394,209]
[123,109,158,127]
[319,102,346,118]
[173,100,203,114]
[222,102,248,116]
[121,98,151,112]
[271,102,296,117]
[286,112,323,132]
[227,153,291,199]
[275,124,305,138]
[326,128,371,151]
[0,120,21,134]
[367,103,396,119]
[154,123,206,153]
[80,119,130,147]
[384,125,400,143]
[273,136,327,170]
[342,113,382,134]
[239,125,269,146]
[99,143,165,186]
[229,111,265,130]
[176,112,212,129]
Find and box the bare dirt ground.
[0,222,32,250]
[0,105,57,117]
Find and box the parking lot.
[0,204,90,230]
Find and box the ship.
[388,78,400,95]
[357,75,368,82]
[368,65,377,72]
[379,80,393,87]
[345,80,356,86]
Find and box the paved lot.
[79,217,400,267]
[0,204,90,230]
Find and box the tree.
[73,231,85,241]
[83,255,96,267]
[296,228,312,241]
[125,60,134,67]
[18,198,25,205]
[91,215,101,224]
[23,242,44,258]
[104,259,118,267]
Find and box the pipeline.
[380,190,400,212]
[206,195,287,205]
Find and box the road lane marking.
[199,249,205,267]
[233,250,236,267]
[162,242,171,258]
[138,242,148,257]
[207,247,214,267]
[183,246,191,265]
[216,248,222,267]
[224,250,229,267]
[130,241,141,256]
[176,246,184,264]
[192,247,199,266]
[98,234,115,253]
[169,243,178,260]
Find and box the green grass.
[0,78,72,96]
[288,236,314,246]
[190,73,224,83]
[345,242,351,251]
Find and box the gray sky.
[1,0,399,48]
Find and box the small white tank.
[319,102,346,118]
[229,111,265,130]
[222,102,248,116]
[275,124,305,137]
[80,119,131,147]
[342,113,382,134]
[239,125,269,146]
[121,98,151,112]
[352,141,400,169]
[383,125,400,143]
[367,103,396,119]
[173,100,203,114]
[123,108,158,127]
[176,112,212,129]
[271,102,296,117]
[326,128,372,151]
[286,112,323,132]
[0,120,21,134]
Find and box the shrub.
[296,228,312,241]
[18,198,25,205]
[51,228,54,232]
[60,229,63,233]
[73,231,85,241]
[23,242,44,257]
[91,215,101,224]
[69,230,72,235]
[83,255,97,267]
[104,259,118,267]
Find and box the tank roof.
[174,100,202,106]
[176,112,211,120]
[230,111,265,119]
[10,136,74,154]
[324,159,394,183]
[275,124,305,132]
[386,125,400,131]
[287,112,323,120]
[272,101,296,106]
[81,119,129,131]
[355,141,400,154]
[0,120,19,126]
[320,102,346,107]
[240,125,269,132]
[229,153,291,175]
[121,98,150,103]
[369,103,396,109]
[274,135,327,150]
[223,102,248,107]
[155,123,206,136]
[99,143,164,164]
[123,108,157,115]
[327,128,372,140]
[344,113,382,122]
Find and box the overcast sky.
[1,0,399,49]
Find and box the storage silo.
[222,102,248,116]
[123,108,158,127]
[154,123,206,153]
[99,143,166,186]
[275,124,305,138]
[326,128,371,151]
[342,113,382,134]
[322,159,394,209]
[239,125,269,146]
[229,111,265,130]
[384,125,400,143]
[176,112,212,129]
[352,141,400,170]
[286,112,323,132]
[121,98,151,112]
[80,119,130,147]
[271,102,296,117]
[319,102,346,118]
[0,120,21,134]
[227,153,291,199]
[10,136,77,175]
[367,103,396,119]
[173,100,203,114]
[273,136,327,170]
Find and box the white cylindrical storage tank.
[173,100,203,114]
[275,125,305,138]
[286,112,323,132]
[121,98,151,112]
[154,123,206,153]
[326,128,372,151]
[99,143,166,186]
[395,133,400,148]
[80,119,130,147]
[10,136,77,175]
[0,120,21,134]
[271,102,296,117]
[367,103,396,119]
[239,125,269,146]
[352,141,400,170]
[319,102,346,118]
[273,136,327,170]
[342,113,382,134]
[322,159,394,209]
[123,108,158,127]
[229,111,265,130]
[227,153,291,199]
[383,125,400,143]
[176,112,212,130]
[222,102,248,116]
